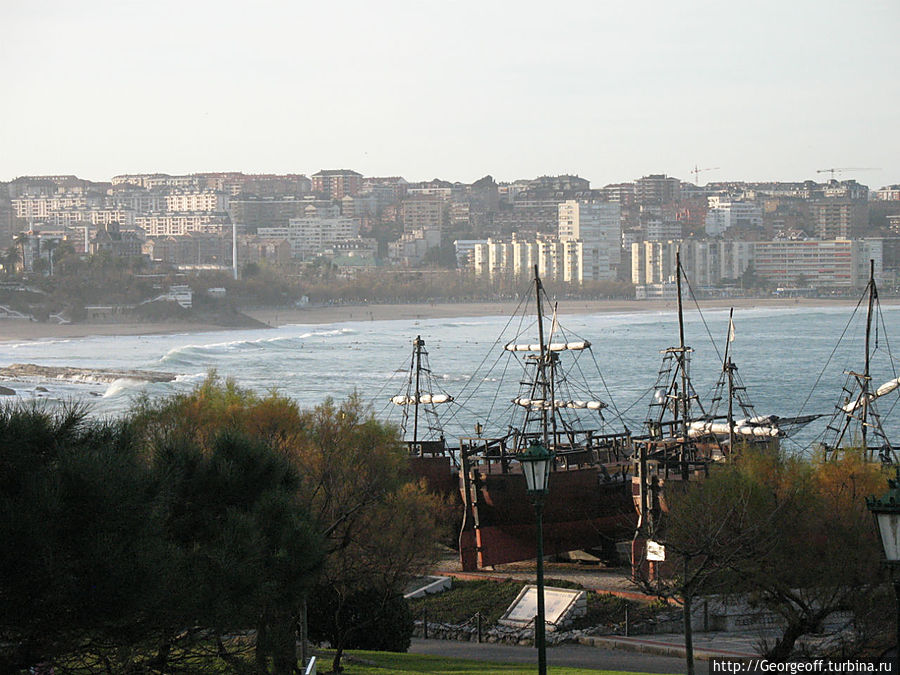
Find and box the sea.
[1,302,898,455]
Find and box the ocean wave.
[159,328,355,363]
[102,378,146,398]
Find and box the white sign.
[500,585,587,630]
[647,540,666,561]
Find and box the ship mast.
[413,335,424,454]
[862,260,875,452]
[723,307,736,454]
[675,250,690,478]
[534,265,549,447]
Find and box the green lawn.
[332,650,661,675]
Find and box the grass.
[334,650,661,674]
[407,578,659,632]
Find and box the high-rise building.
[634,174,681,204]
[311,170,363,199]
[558,200,621,279]
[810,199,867,239]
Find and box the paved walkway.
[580,631,759,661]
[432,558,765,666]
[409,637,689,673]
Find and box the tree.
[132,377,324,674]
[731,451,887,659]
[633,453,782,674]
[13,231,29,273]
[656,449,890,663]
[1,245,19,277]
[0,403,167,673]
[289,397,448,673]
[149,430,322,675]
[130,377,447,674]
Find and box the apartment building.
[238,237,292,266]
[643,219,683,242]
[634,174,681,204]
[143,233,231,266]
[811,199,867,239]
[258,214,359,259]
[401,197,445,234]
[228,197,313,231]
[753,239,875,289]
[134,213,228,237]
[109,189,166,213]
[472,237,596,284]
[704,198,763,235]
[493,200,561,234]
[388,228,441,266]
[631,240,753,286]
[45,208,136,228]
[164,190,229,213]
[12,194,103,220]
[876,185,900,201]
[311,170,362,199]
[111,174,201,190]
[558,200,621,279]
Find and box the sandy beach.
[0,296,893,343]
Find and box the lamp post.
[866,468,900,673]
[517,441,555,675]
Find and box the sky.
[2,0,899,188]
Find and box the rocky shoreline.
[0,363,177,384]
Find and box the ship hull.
[458,466,636,570]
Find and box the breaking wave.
[102,378,146,398]
[159,328,355,364]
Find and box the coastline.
[0,296,895,342]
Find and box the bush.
[308,587,414,653]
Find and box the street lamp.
[866,467,900,672]
[517,441,555,675]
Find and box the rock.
[35,386,49,392]
[0,364,177,384]
[0,386,15,395]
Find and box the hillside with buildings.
[1,170,899,319]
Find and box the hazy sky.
[3,0,898,188]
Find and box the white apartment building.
[876,185,900,201]
[46,208,136,228]
[259,215,359,259]
[558,200,621,280]
[643,219,683,242]
[164,190,229,213]
[12,194,102,220]
[631,240,754,287]
[704,199,762,235]
[388,228,441,266]
[111,174,202,190]
[109,190,166,213]
[472,237,594,284]
[134,213,228,237]
[753,239,876,289]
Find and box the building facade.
[558,200,621,280]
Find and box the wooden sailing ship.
[455,266,635,570]
[392,268,636,571]
[820,260,899,464]
[630,251,820,546]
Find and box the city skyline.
[3,0,899,188]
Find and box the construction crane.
[691,165,720,185]
[816,167,881,180]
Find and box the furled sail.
[687,420,782,438]
[391,393,453,405]
[504,340,591,353]
[513,396,605,411]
